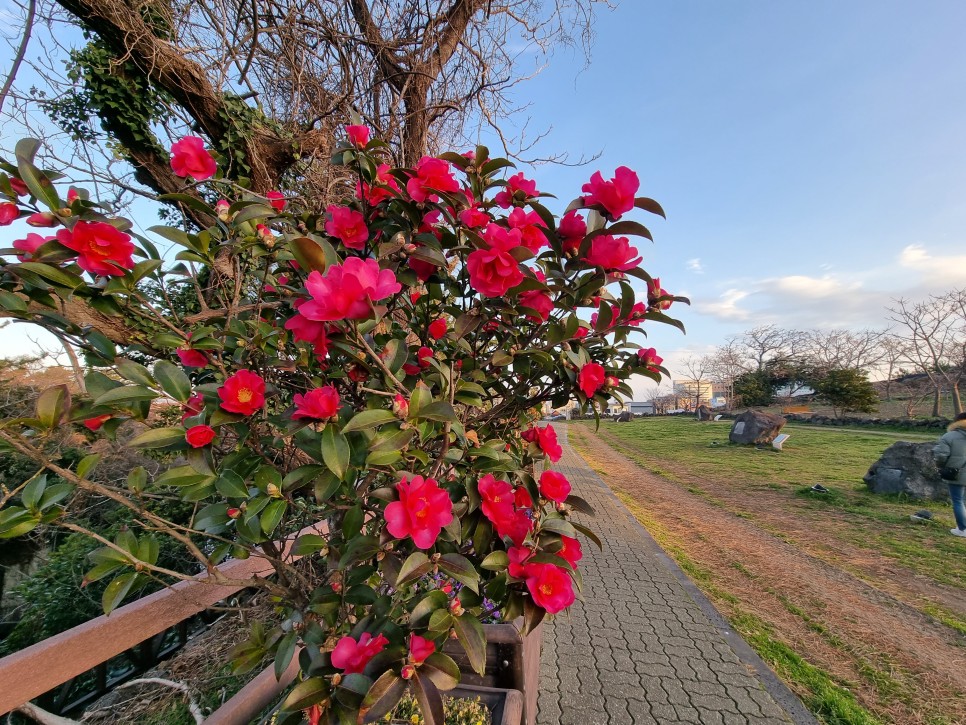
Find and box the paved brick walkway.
[537,428,816,725]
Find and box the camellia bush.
[0,127,685,723]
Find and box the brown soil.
[570,425,966,725]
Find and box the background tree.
[810,368,878,418]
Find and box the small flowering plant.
[0,132,686,723]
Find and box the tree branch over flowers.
[0,126,686,725]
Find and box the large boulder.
[695,404,713,421]
[863,441,948,501]
[614,411,632,423]
[728,410,786,445]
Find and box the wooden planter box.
[442,622,542,725]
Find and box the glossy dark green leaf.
[321,426,350,479]
[342,409,397,433]
[396,551,431,588]
[452,614,487,676]
[437,553,479,594]
[360,670,406,724]
[153,360,192,402]
[281,677,329,711]
[127,427,186,449]
[35,385,70,428]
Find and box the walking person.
[933,412,966,538]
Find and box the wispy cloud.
[686,258,704,274]
[897,244,966,284]
[694,288,752,321]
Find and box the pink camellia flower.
[539,470,571,503]
[66,188,80,204]
[521,424,562,462]
[83,414,112,432]
[57,220,135,277]
[648,277,673,311]
[182,393,205,422]
[330,633,389,674]
[409,634,435,665]
[185,425,217,448]
[170,136,217,181]
[507,208,549,252]
[637,347,664,373]
[0,202,19,225]
[459,207,490,229]
[293,385,340,420]
[300,257,401,322]
[581,166,639,220]
[495,509,533,546]
[266,191,286,211]
[557,535,583,568]
[525,562,575,614]
[8,178,28,196]
[284,300,330,356]
[478,474,515,524]
[494,172,538,208]
[467,226,525,298]
[12,233,53,261]
[428,318,447,340]
[583,235,641,272]
[507,546,533,579]
[578,362,606,398]
[324,205,368,250]
[385,474,454,549]
[215,199,231,221]
[406,157,460,203]
[518,288,553,323]
[217,369,266,416]
[177,347,208,368]
[357,164,400,206]
[574,326,589,339]
[345,124,371,148]
[558,210,587,254]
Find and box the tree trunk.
[953,383,963,416]
[933,385,942,417]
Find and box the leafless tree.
[800,328,886,374]
[702,339,747,409]
[730,325,804,372]
[676,355,712,410]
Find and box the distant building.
[672,379,713,409]
[628,401,655,415]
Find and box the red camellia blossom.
[574,326,589,339]
[218,369,266,416]
[182,393,205,422]
[581,166,639,220]
[518,288,553,323]
[478,474,515,524]
[13,233,53,261]
[185,425,217,448]
[558,210,587,254]
[525,562,575,614]
[284,300,330,356]
[8,178,28,196]
[0,202,19,225]
[583,235,642,272]
[521,424,562,462]
[557,535,583,567]
[345,124,370,148]
[170,136,217,181]
[57,220,135,277]
[392,393,409,418]
[539,470,571,503]
[384,474,454,549]
[467,225,525,298]
[406,156,459,203]
[578,362,606,398]
[514,486,533,509]
[324,205,368,249]
[26,212,57,227]
[83,414,111,431]
[266,191,286,211]
[459,207,490,229]
[428,318,447,340]
[495,508,533,546]
[507,546,533,579]
[177,348,208,368]
[494,172,538,208]
[357,163,400,206]
[300,257,401,322]
[409,634,435,665]
[507,208,549,252]
[637,347,664,372]
[330,633,389,674]
[293,385,340,420]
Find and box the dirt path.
[570,424,966,725]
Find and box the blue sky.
[3,0,966,398]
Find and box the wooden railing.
[0,523,324,722]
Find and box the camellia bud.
[392,393,409,419]
[605,376,619,388]
[347,364,368,383]
[331,581,342,593]
[26,211,58,227]
[401,664,416,680]
[216,199,231,222]
[256,224,275,245]
[449,598,464,617]
[331,673,342,687]
[227,507,241,519]
[267,483,282,498]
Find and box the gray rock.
[863,441,948,501]
[614,411,632,423]
[695,404,713,421]
[728,410,786,445]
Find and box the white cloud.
[686,258,704,274]
[898,244,966,283]
[693,288,752,321]
[764,274,861,299]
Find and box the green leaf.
[35,385,70,428]
[437,553,479,594]
[116,358,155,386]
[452,613,487,676]
[94,385,158,407]
[85,331,117,362]
[420,652,460,692]
[127,427,186,449]
[540,517,578,539]
[77,453,101,479]
[0,290,27,312]
[16,262,82,289]
[291,534,327,557]
[153,360,192,402]
[480,550,509,571]
[127,466,148,493]
[396,552,431,588]
[321,426,350,479]
[16,145,60,209]
[260,500,286,535]
[21,474,46,509]
[411,673,445,725]
[274,631,298,681]
[215,470,250,498]
[572,521,603,550]
[0,508,40,538]
[155,465,212,488]
[341,409,397,433]
[233,203,275,224]
[634,196,667,218]
[360,670,406,724]
[282,677,329,712]
[102,572,137,615]
[415,401,458,423]
[410,590,448,628]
